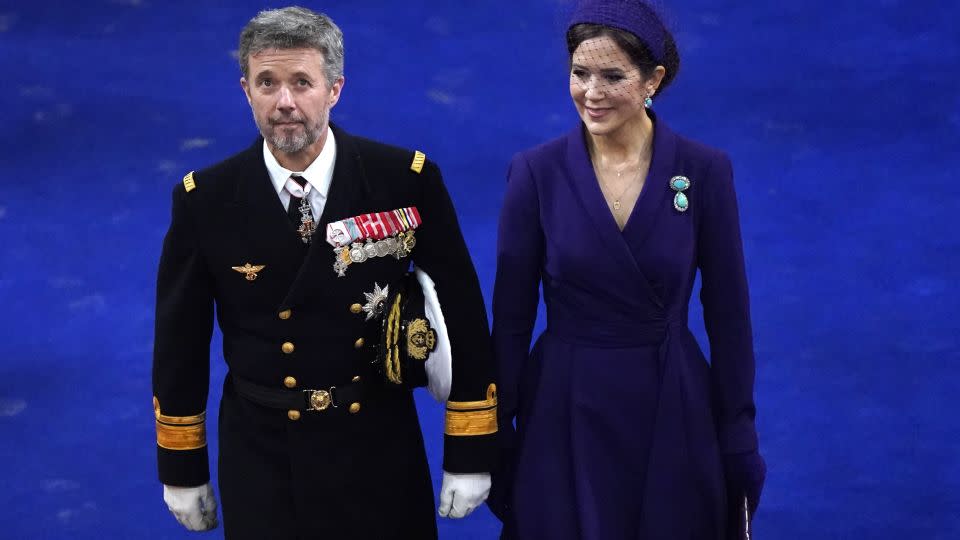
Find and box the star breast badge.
[362,282,389,321]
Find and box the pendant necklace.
[592,129,651,214]
[611,167,641,212]
[595,162,642,214]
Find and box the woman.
[489,1,766,538]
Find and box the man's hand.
[438,471,491,519]
[163,482,219,531]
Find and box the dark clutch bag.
[726,493,751,540]
[372,272,439,389]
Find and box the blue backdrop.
[1,1,958,538]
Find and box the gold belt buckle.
[305,387,337,411]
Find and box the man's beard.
[258,113,325,154]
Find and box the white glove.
[437,471,491,519]
[163,482,218,531]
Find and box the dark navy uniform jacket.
[152,124,497,539]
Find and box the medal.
[363,239,378,258]
[325,207,422,276]
[297,197,315,243]
[396,231,416,258]
[349,242,368,264]
[375,239,391,257]
[361,282,389,321]
[382,237,399,259]
[333,247,350,277]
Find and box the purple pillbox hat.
[569,0,667,64]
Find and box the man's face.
[241,48,344,156]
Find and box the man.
[153,7,497,539]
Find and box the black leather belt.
[231,374,366,412]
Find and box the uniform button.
[283,376,297,388]
[282,342,295,354]
[278,309,292,320]
[287,410,301,421]
[350,303,363,314]
[351,375,361,383]
[354,338,365,349]
[349,402,361,414]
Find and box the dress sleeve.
[152,182,214,486]
[492,153,544,424]
[411,159,498,473]
[697,154,759,454]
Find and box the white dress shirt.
[262,127,336,220]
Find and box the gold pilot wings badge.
[231,263,266,281]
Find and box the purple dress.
[491,115,758,540]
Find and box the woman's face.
[570,35,650,137]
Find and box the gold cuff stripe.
[156,411,206,425]
[154,396,206,449]
[445,408,498,436]
[410,151,426,174]
[446,383,497,411]
[156,421,207,450]
[183,171,196,192]
[154,396,206,425]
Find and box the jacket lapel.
[237,138,308,286]
[280,124,370,309]
[562,124,664,309]
[622,111,678,254]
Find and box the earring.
[644,89,654,109]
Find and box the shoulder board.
[182,171,196,192]
[410,151,426,174]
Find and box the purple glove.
[724,450,766,517]
[486,419,517,522]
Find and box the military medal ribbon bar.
[325,207,421,247]
[326,207,422,276]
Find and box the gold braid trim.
[384,294,403,384]
[156,421,207,450]
[410,151,426,174]
[182,171,196,192]
[445,409,498,436]
[445,384,498,436]
[446,384,497,411]
[154,396,205,424]
[154,396,206,450]
[156,411,205,425]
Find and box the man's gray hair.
[238,6,344,85]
